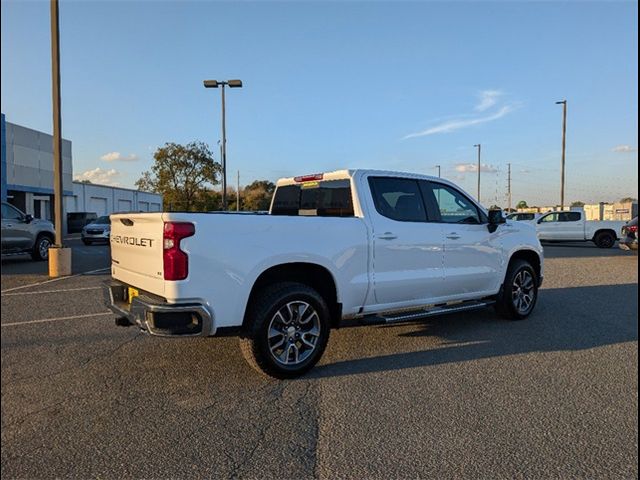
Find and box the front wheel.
[495,259,539,320]
[239,282,331,379]
[31,234,52,261]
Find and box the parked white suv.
[105,170,544,377]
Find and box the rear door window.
[368,177,427,222]
[559,212,581,222]
[271,180,354,217]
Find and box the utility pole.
[473,144,481,200]
[507,163,512,211]
[556,100,567,210]
[236,170,240,212]
[48,0,71,276]
[435,165,441,178]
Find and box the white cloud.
[455,163,498,173]
[475,90,502,112]
[404,105,515,139]
[100,151,138,162]
[74,167,121,186]
[612,145,637,153]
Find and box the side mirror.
[24,214,34,224]
[487,208,505,233]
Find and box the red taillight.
[627,225,638,233]
[163,222,195,280]
[294,173,323,183]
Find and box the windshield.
[94,216,111,224]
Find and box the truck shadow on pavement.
[311,284,638,379]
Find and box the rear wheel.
[594,231,615,248]
[31,234,52,261]
[495,259,538,320]
[239,282,330,379]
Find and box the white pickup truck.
[534,210,625,248]
[106,169,544,378]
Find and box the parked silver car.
[1,202,55,261]
[81,215,111,245]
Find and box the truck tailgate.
[110,212,165,296]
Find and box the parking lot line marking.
[0,267,111,294]
[1,312,113,328]
[1,286,102,297]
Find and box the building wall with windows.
[1,113,73,221]
[1,114,162,229]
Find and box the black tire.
[239,282,331,379]
[594,231,615,249]
[31,234,53,261]
[495,259,539,320]
[82,239,92,245]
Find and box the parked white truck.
[534,210,625,248]
[106,169,544,378]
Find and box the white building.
[67,182,161,216]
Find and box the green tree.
[516,200,528,209]
[135,142,220,211]
[242,180,276,211]
[570,201,585,207]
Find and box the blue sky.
[1,0,638,206]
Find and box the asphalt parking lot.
[1,239,637,479]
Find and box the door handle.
[377,232,397,240]
[446,233,460,240]
[6,223,13,227]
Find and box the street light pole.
[474,144,481,200]
[507,162,512,212]
[556,100,567,210]
[220,83,227,210]
[204,79,243,211]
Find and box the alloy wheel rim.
[40,238,51,259]
[268,301,321,366]
[512,270,535,314]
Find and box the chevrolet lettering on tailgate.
[110,235,154,247]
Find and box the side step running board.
[359,300,495,326]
